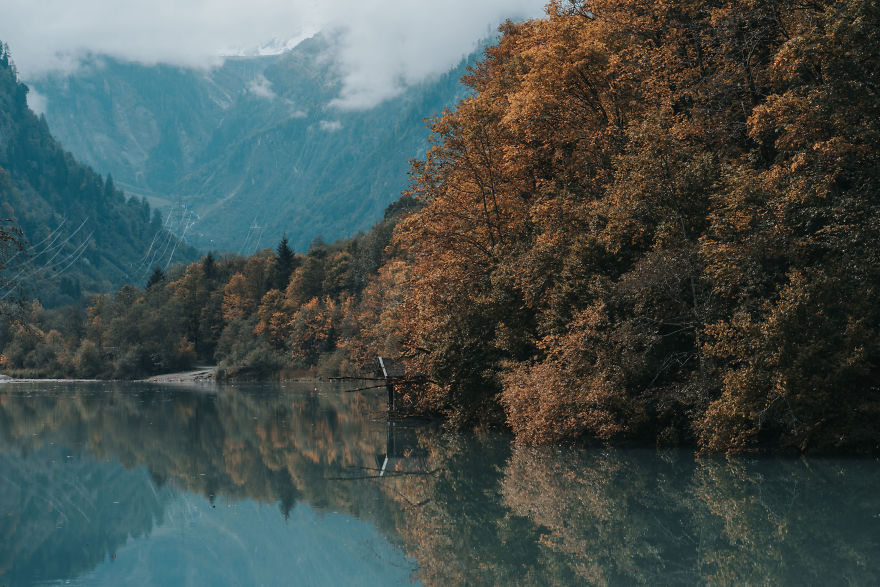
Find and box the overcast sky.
[0,0,545,109]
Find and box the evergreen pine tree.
[202,252,217,280]
[272,235,296,290]
[146,267,166,289]
[103,174,116,200]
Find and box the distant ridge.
[31,33,478,253]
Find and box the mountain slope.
[0,43,197,306]
[31,34,476,252]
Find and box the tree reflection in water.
[0,382,877,585]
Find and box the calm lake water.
[0,381,877,586]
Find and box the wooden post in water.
[378,356,394,412]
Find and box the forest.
[0,42,197,306]
[1,0,879,454]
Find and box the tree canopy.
[394,0,880,453]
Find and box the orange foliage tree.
[396,0,880,452]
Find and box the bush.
[73,340,102,378]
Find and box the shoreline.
[140,367,218,384]
[0,367,220,385]
[0,375,104,383]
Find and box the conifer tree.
[272,235,296,291]
[146,267,165,289]
[202,252,217,280]
[103,174,116,200]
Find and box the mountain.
[31,33,476,253]
[0,43,197,307]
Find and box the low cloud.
[318,120,342,132]
[1,0,545,109]
[2,1,316,75]
[324,0,543,109]
[247,74,277,99]
[26,89,48,115]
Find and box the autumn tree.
[396,0,880,452]
[698,0,880,453]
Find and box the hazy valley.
[32,33,476,252]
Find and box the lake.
[0,381,877,585]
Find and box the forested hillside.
[394,0,880,453]
[32,34,475,252]
[3,0,878,455]
[0,43,197,306]
[0,196,419,380]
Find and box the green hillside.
[0,43,198,306]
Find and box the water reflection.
[0,382,878,586]
[0,382,414,586]
[0,447,169,585]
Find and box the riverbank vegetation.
[2,0,878,454]
[0,195,420,381]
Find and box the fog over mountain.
[27,33,478,252]
[2,1,546,253]
[2,0,544,109]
